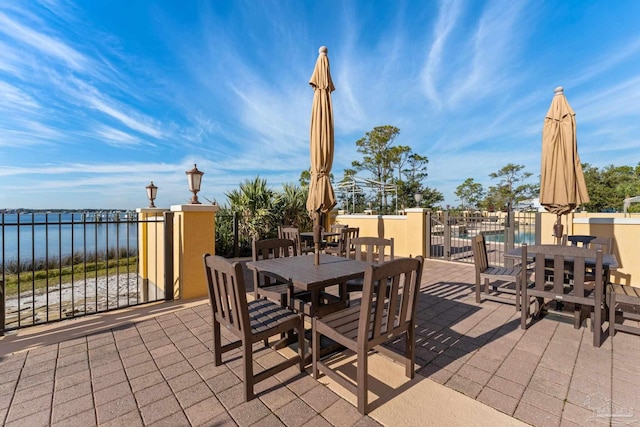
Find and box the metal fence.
[1,211,167,334]
[428,211,540,266]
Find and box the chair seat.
[315,305,361,344]
[247,299,302,339]
[345,278,363,293]
[257,283,291,303]
[481,266,522,281]
[290,291,348,318]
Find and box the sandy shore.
[4,273,144,329]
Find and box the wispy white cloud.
[93,126,145,147]
[421,0,463,108]
[448,0,528,108]
[0,11,87,72]
[0,81,40,111]
[573,37,640,87]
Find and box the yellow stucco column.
[404,208,427,258]
[171,204,220,300]
[136,208,169,302]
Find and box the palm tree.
[226,177,277,241]
[275,183,311,230]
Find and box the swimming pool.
[458,228,536,245]
[483,230,535,245]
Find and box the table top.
[567,235,597,246]
[505,246,618,269]
[246,254,370,292]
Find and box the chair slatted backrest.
[330,223,347,233]
[358,257,423,349]
[278,226,304,255]
[349,236,394,264]
[252,238,296,299]
[342,227,360,257]
[327,226,359,257]
[203,254,250,338]
[527,244,603,297]
[472,235,489,272]
[589,237,613,254]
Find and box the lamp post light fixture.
[414,192,423,207]
[146,181,158,208]
[185,164,204,204]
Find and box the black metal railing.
[428,211,539,265]
[1,211,166,334]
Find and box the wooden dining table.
[246,253,370,318]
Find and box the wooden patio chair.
[521,244,604,347]
[472,234,526,310]
[344,236,394,294]
[324,223,347,249]
[586,237,613,283]
[202,254,305,401]
[608,283,640,337]
[325,226,359,257]
[312,256,423,415]
[278,226,313,255]
[252,238,300,307]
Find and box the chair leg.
[573,304,582,329]
[515,275,521,312]
[475,276,481,303]
[312,318,320,379]
[609,289,616,337]
[594,302,602,347]
[242,341,254,401]
[297,315,305,373]
[213,320,223,366]
[356,349,368,415]
[521,287,528,329]
[405,328,415,379]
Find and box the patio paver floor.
[2,258,640,426]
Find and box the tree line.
[455,163,640,213]
[212,125,639,256]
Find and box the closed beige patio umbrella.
[306,46,337,265]
[540,87,589,242]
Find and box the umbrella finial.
[554,86,564,96]
[319,46,328,55]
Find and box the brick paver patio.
[1,259,639,426]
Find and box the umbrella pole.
[554,214,564,245]
[313,210,321,265]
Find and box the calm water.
[1,213,138,262]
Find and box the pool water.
[458,230,536,245]
[481,230,535,245]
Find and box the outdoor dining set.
[472,233,640,349]
[202,224,416,415]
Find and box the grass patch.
[3,256,138,297]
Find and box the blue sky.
[0,1,638,210]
